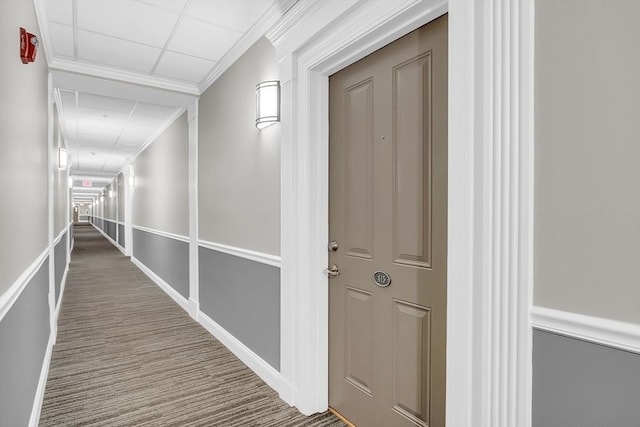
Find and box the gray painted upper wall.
[199,37,281,256]
[534,0,640,323]
[133,112,188,236]
[0,1,49,295]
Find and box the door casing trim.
[271,1,534,426]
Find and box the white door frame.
[271,1,534,426]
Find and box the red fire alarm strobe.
[20,27,38,64]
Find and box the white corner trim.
[132,224,190,244]
[187,100,199,321]
[531,306,640,354]
[131,256,189,312]
[198,311,288,398]
[47,58,200,95]
[197,239,281,268]
[0,247,49,322]
[28,333,55,427]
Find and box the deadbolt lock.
[328,240,338,251]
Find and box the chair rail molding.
[532,306,640,354]
[270,0,534,426]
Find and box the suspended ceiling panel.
[38,0,281,87]
[59,89,183,175]
[38,0,295,203]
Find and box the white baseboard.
[188,297,199,321]
[198,311,287,397]
[131,256,189,313]
[130,253,289,401]
[531,306,640,354]
[116,243,126,256]
[92,223,119,248]
[29,333,55,427]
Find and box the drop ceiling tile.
[185,0,272,32]
[167,16,242,61]
[138,0,188,13]
[77,154,106,169]
[43,0,73,25]
[154,51,216,83]
[78,93,137,113]
[131,102,180,121]
[119,128,151,144]
[77,0,180,48]
[76,30,161,73]
[49,22,75,58]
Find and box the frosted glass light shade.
[256,80,280,129]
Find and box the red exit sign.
[82,180,92,187]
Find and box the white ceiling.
[40,0,277,86]
[35,0,294,205]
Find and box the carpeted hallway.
[39,224,344,427]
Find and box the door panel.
[329,14,447,427]
[392,299,431,426]
[345,286,374,395]
[392,53,433,268]
[345,79,375,259]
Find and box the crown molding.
[264,0,322,47]
[196,0,298,94]
[266,0,360,62]
[48,58,200,95]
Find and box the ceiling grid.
[34,0,295,205]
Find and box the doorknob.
[324,264,340,277]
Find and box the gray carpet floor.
[40,224,344,427]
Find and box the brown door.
[328,15,448,427]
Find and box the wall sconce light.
[58,148,68,170]
[255,80,280,129]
